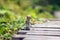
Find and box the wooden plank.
[18,30,29,32]
[24,36,60,40]
[30,28,60,31]
[12,34,28,38]
[12,34,28,40]
[12,34,60,40]
[27,32,60,36]
[31,21,60,28]
[27,30,60,35]
[17,30,30,34]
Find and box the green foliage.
[0,10,25,40]
[38,11,54,18]
[0,0,56,40]
[0,10,16,22]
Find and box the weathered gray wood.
[12,34,28,40]
[24,36,60,40]
[24,34,60,40]
[12,34,60,40]
[31,21,60,28]
[27,30,60,35]
[13,20,60,40]
[12,34,28,38]
[17,30,30,34]
[30,27,60,31]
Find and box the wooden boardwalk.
[12,21,60,40]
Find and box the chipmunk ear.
[45,18,50,22]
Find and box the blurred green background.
[0,0,60,40]
[0,0,60,19]
[0,0,58,18]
